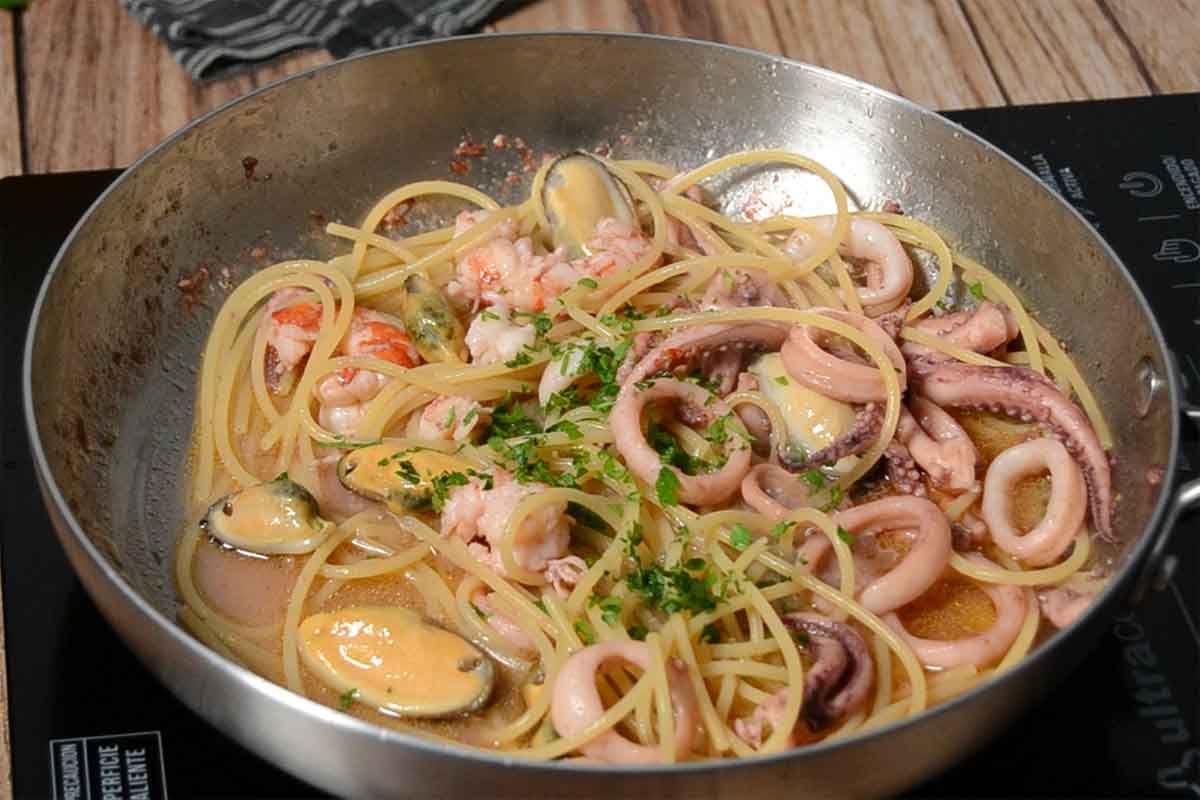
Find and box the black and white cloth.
[121,0,518,81]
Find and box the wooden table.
[0,0,1197,795]
[2,0,1200,178]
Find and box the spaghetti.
[178,148,1113,763]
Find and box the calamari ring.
[550,641,700,764]
[885,554,1029,669]
[612,378,750,506]
[982,437,1086,566]
[740,463,817,521]
[781,308,906,404]
[831,495,952,615]
[784,216,914,314]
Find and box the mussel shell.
[400,273,466,363]
[542,152,637,259]
[337,444,473,512]
[201,478,332,555]
[299,606,495,718]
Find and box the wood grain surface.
[3,0,1200,176]
[0,13,20,178]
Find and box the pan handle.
[1128,398,1200,605]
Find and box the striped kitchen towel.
[121,0,519,81]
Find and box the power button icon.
[1120,171,1164,198]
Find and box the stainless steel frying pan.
[22,33,1199,799]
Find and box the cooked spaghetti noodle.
[178,148,1113,762]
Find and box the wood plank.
[22,0,331,173]
[629,0,785,52]
[766,0,1003,109]
[1102,0,1200,93]
[491,0,639,30]
[958,0,1151,104]
[0,12,21,177]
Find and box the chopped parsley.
[574,619,596,646]
[968,281,985,300]
[479,309,500,321]
[774,375,789,385]
[338,688,359,710]
[699,623,721,644]
[489,437,586,487]
[274,471,289,481]
[589,594,623,626]
[471,603,488,619]
[533,599,548,614]
[800,469,826,490]
[394,459,421,485]
[577,277,598,289]
[504,349,534,369]
[487,395,542,438]
[544,386,580,415]
[821,486,844,512]
[600,449,633,483]
[628,625,649,641]
[705,412,753,446]
[513,310,553,339]
[549,419,583,440]
[836,525,856,546]
[430,471,469,512]
[769,520,797,540]
[655,467,682,506]
[626,558,724,615]
[462,406,479,426]
[729,523,753,551]
[444,404,457,429]
[568,501,610,532]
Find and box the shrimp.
[471,588,537,656]
[440,471,583,594]
[464,304,537,365]
[447,210,563,312]
[416,395,488,441]
[262,289,323,393]
[314,308,419,437]
[449,211,653,313]
[260,296,420,437]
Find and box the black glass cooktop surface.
[2,93,1198,799]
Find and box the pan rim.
[21,30,1182,779]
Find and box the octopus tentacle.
[902,300,1019,359]
[898,397,978,491]
[883,441,927,497]
[734,614,873,748]
[783,613,875,730]
[551,641,700,764]
[910,361,1113,539]
[612,378,751,506]
[700,267,790,310]
[982,437,1086,566]
[619,322,788,390]
[885,554,1029,669]
[781,308,907,403]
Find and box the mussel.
[299,606,495,718]
[542,152,637,258]
[201,477,333,555]
[400,273,466,363]
[748,353,859,472]
[337,443,474,512]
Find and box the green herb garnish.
[729,523,753,551]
